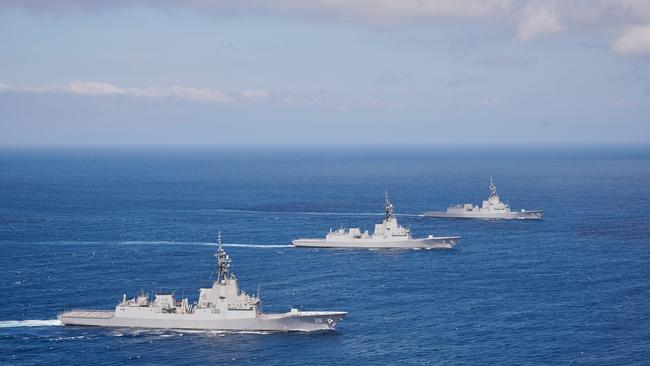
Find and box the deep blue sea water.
[1,146,649,365]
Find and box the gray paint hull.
[59,310,346,332]
[422,210,543,220]
[292,237,459,249]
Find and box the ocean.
[1,146,649,365]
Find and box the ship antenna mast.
[489,177,498,198]
[384,191,395,221]
[215,230,231,282]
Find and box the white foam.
[0,319,62,328]
[118,241,213,245]
[221,243,292,248]
[49,335,86,341]
[216,208,383,216]
[119,241,292,248]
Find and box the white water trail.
[215,208,383,216]
[216,208,422,217]
[118,241,292,248]
[221,243,292,248]
[11,241,293,248]
[0,319,62,328]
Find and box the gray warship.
[423,178,543,220]
[59,234,347,332]
[293,193,460,249]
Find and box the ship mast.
[384,191,395,222]
[215,231,231,283]
[488,177,498,198]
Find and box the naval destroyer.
[59,234,347,332]
[423,178,543,220]
[293,194,460,249]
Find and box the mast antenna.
[384,191,394,221]
[215,230,231,282]
[488,177,497,198]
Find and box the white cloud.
[129,86,232,103]
[5,1,650,24]
[516,3,565,41]
[612,24,650,56]
[272,0,514,22]
[66,80,127,95]
[0,0,515,22]
[0,80,272,103]
[237,89,273,101]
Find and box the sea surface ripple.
[1,147,649,365]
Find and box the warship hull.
[292,236,460,249]
[422,210,543,220]
[59,310,346,332]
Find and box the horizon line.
[1,142,650,151]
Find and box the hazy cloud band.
[0,80,272,103]
[2,0,650,55]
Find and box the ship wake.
[119,241,293,248]
[0,319,62,328]
[7,240,293,248]
[216,208,421,217]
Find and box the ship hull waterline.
[422,211,543,220]
[58,310,347,332]
[292,237,460,249]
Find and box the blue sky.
[1,1,649,146]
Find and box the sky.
[0,0,649,146]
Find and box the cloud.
[3,0,650,55]
[0,0,514,21]
[612,24,650,56]
[238,89,272,101]
[128,86,231,103]
[516,3,565,41]
[67,80,127,96]
[0,80,272,103]
[3,0,650,25]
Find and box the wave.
[0,319,62,328]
